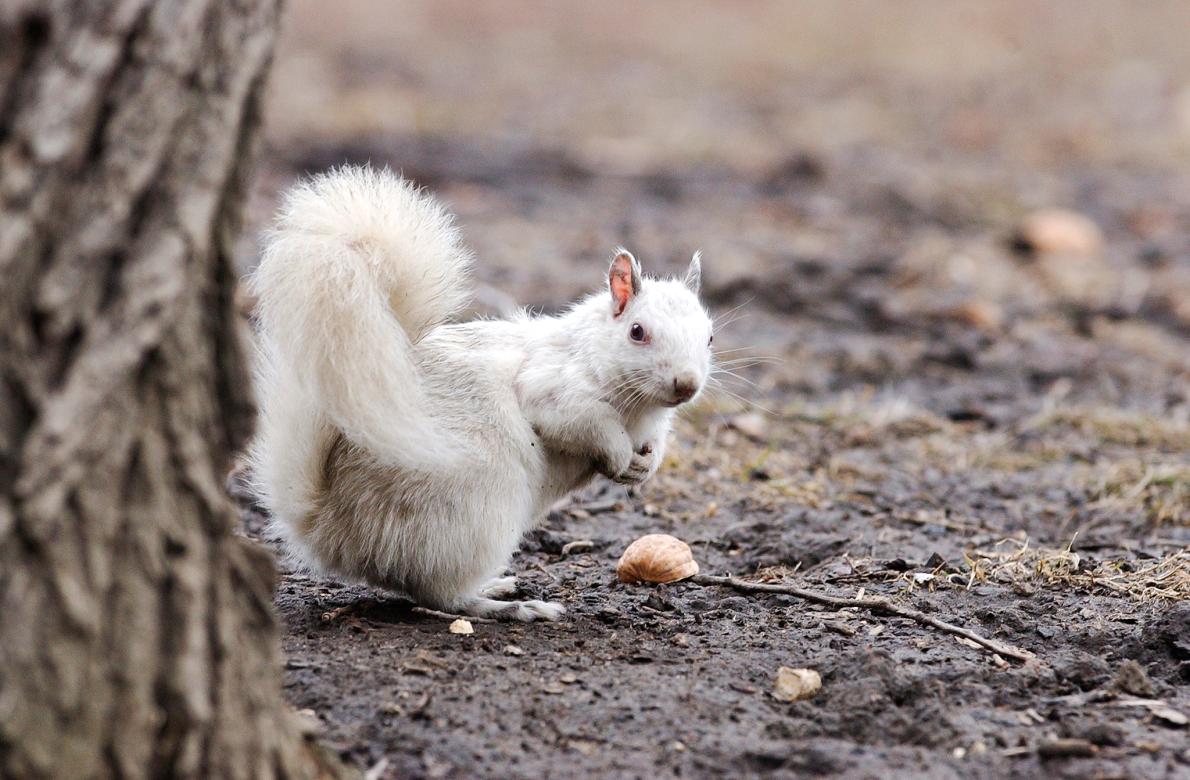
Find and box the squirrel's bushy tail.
[249,166,471,505]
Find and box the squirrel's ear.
[608,248,641,317]
[684,250,702,295]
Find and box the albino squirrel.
[248,166,712,621]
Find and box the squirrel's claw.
[612,447,657,485]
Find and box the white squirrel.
[248,166,713,621]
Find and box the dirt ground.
[234,2,1189,777]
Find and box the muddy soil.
[235,3,1189,777]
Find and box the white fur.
[248,166,712,621]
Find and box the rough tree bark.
[0,2,344,778]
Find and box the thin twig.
[320,598,496,624]
[412,606,496,624]
[690,574,1036,664]
[320,600,374,623]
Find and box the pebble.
[1151,707,1187,727]
[448,618,474,635]
[728,412,769,441]
[772,667,822,702]
[1016,208,1103,256]
[1113,659,1155,697]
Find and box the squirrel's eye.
[629,323,647,343]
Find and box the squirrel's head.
[602,248,712,410]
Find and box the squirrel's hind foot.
[458,595,565,622]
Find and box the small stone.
[944,299,1004,332]
[728,412,768,441]
[503,644,524,656]
[772,667,821,702]
[568,739,599,756]
[1016,208,1103,256]
[448,618,474,635]
[1152,707,1188,728]
[642,591,677,612]
[1113,659,1155,697]
[1080,723,1123,747]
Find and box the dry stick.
[412,606,495,624]
[690,574,1036,664]
[320,599,495,624]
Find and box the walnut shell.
[616,534,699,584]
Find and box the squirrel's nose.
[672,374,699,403]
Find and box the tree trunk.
[0,2,343,777]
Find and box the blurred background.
[245,0,1190,422]
[242,5,1189,773]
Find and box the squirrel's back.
[248,166,473,549]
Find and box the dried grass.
[1025,406,1190,451]
[1089,461,1189,526]
[964,539,1190,602]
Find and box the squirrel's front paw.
[595,435,635,480]
[613,442,657,485]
